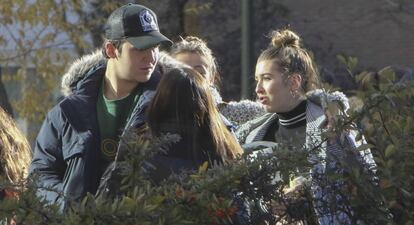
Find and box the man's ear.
[104,42,117,58]
[288,73,303,92]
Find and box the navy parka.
[29,63,161,209]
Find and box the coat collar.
[59,65,104,133]
[61,50,187,96]
[58,48,181,133]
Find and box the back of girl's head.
[148,67,211,134]
[170,36,220,86]
[0,107,31,184]
[147,68,242,163]
[258,28,320,92]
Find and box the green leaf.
[198,161,209,173]
[121,196,136,209]
[336,54,357,73]
[404,117,413,134]
[348,56,358,72]
[386,159,395,169]
[378,67,396,82]
[336,54,347,66]
[150,195,166,205]
[385,144,395,159]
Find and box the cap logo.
[139,10,158,32]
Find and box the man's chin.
[135,73,152,83]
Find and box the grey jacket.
[236,90,375,225]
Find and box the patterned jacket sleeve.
[218,100,265,127]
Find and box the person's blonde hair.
[170,36,220,87]
[258,28,320,93]
[0,107,32,184]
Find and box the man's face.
[113,41,159,83]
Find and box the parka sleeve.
[29,106,66,207]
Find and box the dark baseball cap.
[105,3,172,49]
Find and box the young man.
[29,3,173,210]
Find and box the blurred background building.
[1,0,413,143]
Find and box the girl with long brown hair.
[146,67,243,174]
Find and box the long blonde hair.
[0,107,32,184]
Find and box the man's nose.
[143,47,158,63]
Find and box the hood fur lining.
[61,50,187,96]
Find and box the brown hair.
[0,107,32,184]
[102,39,126,59]
[170,36,220,87]
[257,28,320,93]
[147,67,242,163]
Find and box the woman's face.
[174,52,212,84]
[255,60,297,113]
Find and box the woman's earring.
[290,90,297,98]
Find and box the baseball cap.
[105,3,172,49]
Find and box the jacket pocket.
[62,130,92,161]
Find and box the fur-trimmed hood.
[61,50,188,96]
[216,89,349,128]
[236,88,351,144]
[307,89,350,112]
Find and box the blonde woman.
[0,107,31,199]
[170,36,265,127]
[237,28,376,225]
